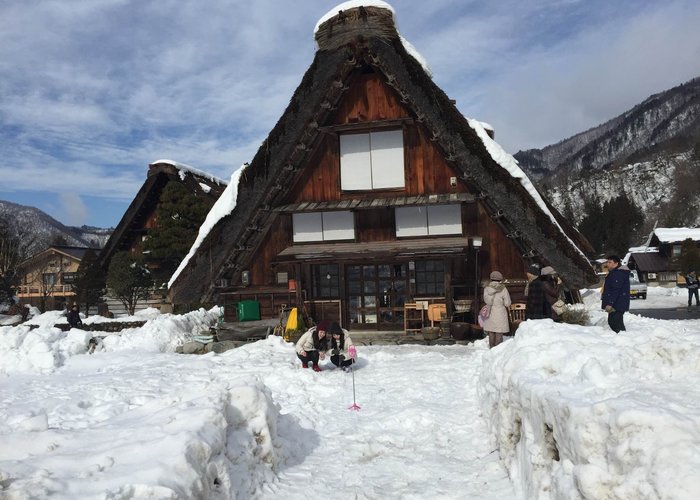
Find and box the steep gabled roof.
[98,160,227,269]
[19,245,90,269]
[169,3,596,305]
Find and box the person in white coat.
[295,320,330,371]
[327,322,356,370]
[482,271,512,348]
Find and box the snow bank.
[1,373,286,499]
[0,307,220,375]
[479,319,700,499]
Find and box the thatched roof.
[98,161,226,269]
[169,4,596,305]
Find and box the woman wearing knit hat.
[326,321,356,370]
[295,320,331,371]
[526,266,562,321]
[482,270,511,348]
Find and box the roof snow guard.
[168,2,596,306]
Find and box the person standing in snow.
[327,321,356,370]
[541,267,564,322]
[525,266,560,320]
[483,271,512,348]
[523,263,540,297]
[601,255,630,333]
[684,270,699,311]
[295,320,330,371]
[67,303,83,329]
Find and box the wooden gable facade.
[168,5,596,331]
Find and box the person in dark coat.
[67,303,83,329]
[525,266,561,320]
[601,255,630,333]
[541,267,563,322]
[685,270,699,310]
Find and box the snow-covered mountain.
[0,200,111,254]
[515,77,700,228]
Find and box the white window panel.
[396,206,428,237]
[427,204,462,235]
[322,211,355,241]
[293,212,323,242]
[370,130,405,189]
[340,134,372,190]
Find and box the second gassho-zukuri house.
[169,2,596,331]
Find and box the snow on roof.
[478,121,494,132]
[150,159,227,186]
[653,227,700,243]
[466,118,589,263]
[628,246,659,253]
[314,1,432,77]
[168,165,245,289]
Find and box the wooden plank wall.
[285,73,471,204]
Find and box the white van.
[629,270,647,300]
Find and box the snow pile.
[0,308,219,375]
[479,319,700,499]
[1,370,285,499]
[0,327,92,374]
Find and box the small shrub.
[559,305,590,326]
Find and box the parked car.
[629,270,647,299]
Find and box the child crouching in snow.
[327,322,356,370]
[295,321,330,371]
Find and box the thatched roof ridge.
[169,6,596,305]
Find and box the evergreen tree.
[106,251,152,315]
[143,182,214,287]
[602,193,645,255]
[0,219,18,304]
[72,248,105,316]
[577,198,605,253]
[673,238,700,273]
[576,193,645,255]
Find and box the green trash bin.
[237,300,261,322]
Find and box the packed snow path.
[260,342,517,499]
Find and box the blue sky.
[1,0,699,229]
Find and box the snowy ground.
[627,285,690,310]
[1,308,516,499]
[1,293,699,499]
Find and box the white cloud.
[58,192,89,226]
[0,0,699,226]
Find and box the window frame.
[292,211,355,243]
[395,204,463,238]
[339,129,405,191]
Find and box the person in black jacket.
[67,303,83,329]
[685,270,699,310]
[525,266,561,320]
[601,256,630,333]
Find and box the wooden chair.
[508,303,527,333]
